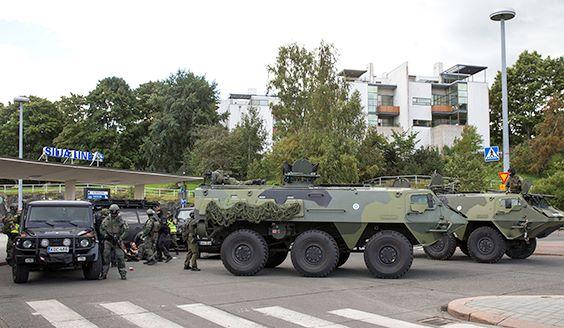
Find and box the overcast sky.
[1,0,562,104]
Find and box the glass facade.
[378,95,394,106]
[367,86,378,114]
[432,82,467,106]
[412,97,431,106]
[250,99,269,106]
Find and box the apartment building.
[219,62,490,149]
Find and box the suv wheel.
[467,226,506,263]
[506,238,537,259]
[221,229,268,276]
[291,230,339,277]
[13,264,30,284]
[83,256,102,280]
[364,230,413,279]
[423,233,457,260]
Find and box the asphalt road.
[1,234,563,328]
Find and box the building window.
[412,97,431,106]
[378,117,397,127]
[413,119,432,127]
[250,99,269,106]
[368,86,378,114]
[378,95,394,106]
[432,94,449,105]
[368,116,378,126]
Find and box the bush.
[531,170,564,210]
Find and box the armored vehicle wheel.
[423,233,457,260]
[291,230,339,277]
[221,229,268,276]
[13,264,30,284]
[364,230,413,279]
[83,256,102,280]
[459,242,469,256]
[506,238,537,259]
[467,226,506,263]
[336,249,350,268]
[265,250,288,268]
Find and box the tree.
[381,130,418,176]
[489,51,563,146]
[406,147,444,176]
[0,96,63,159]
[142,70,223,173]
[266,42,365,183]
[231,107,267,179]
[187,126,237,176]
[444,125,488,191]
[357,127,386,181]
[54,77,141,169]
[532,171,564,210]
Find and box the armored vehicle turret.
[194,160,466,279]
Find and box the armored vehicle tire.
[505,238,537,259]
[459,242,469,256]
[364,230,413,279]
[221,229,268,276]
[291,230,339,277]
[265,250,288,268]
[83,257,102,280]
[423,233,457,260]
[467,226,506,263]
[13,264,30,284]
[337,250,351,268]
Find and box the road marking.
[100,301,183,328]
[329,308,430,328]
[26,299,98,328]
[444,324,485,328]
[255,306,348,328]
[178,303,266,328]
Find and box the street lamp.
[490,8,515,172]
[13,96,30,211]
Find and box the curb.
[447,296,559,328]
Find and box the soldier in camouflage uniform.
[507,167,522,194]
[1,204,20,265]
[183,216,200,271]
[142,208,160,265]
[99,204,128,280]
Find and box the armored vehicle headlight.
[80,239,90,247]
[22,240,33,249]
[40,239,49,247]
[63,238,72,246]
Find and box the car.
[12,200,101,283]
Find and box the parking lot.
[1,233,563,328]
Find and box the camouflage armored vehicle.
[194,160,466,279]
[389,174,564,263]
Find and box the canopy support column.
[134,184,145,199]
[64,180,76,200]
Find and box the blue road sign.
[484,146,500,162]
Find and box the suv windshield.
[177,209,193,221]
[27,206,91,227]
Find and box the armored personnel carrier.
[372,174,564,263]
[194,160,466,279]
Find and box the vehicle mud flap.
[333,223,367,250]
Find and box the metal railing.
[0,183,181,199]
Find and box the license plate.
[198,241,212,246]
[47,246,69,253]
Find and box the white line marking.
[444,324,486,327]
[329,308,430,328]
[26,299,98,328]
[178,303,266,328]
[100,301,183,328]
[255,306,348,328]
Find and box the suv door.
[120,209,141,242]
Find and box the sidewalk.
[535,240,564,256]
[448,295,564,328]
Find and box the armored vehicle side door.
[405,193,446,245]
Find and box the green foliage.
[0,96,63,159]
[187,126,235,175]
[406,147,444,175]
[142,70,222,173]
[532,171,564,210]
[444,126,488,191]
[357,127,386,181]
[231,107,267,179]
[489,51,563,146]
[266,41,365,183]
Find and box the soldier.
[183,216,200,271]
[166,211,179,255]
[507,167,522,194]
[1,204,20,265]
[142,209,160,265]
[99,204,128,280]
[155,215,173,263]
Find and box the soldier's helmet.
[508,167,516,176]
[9,203,18,213]
[109,204,120,215]
[147,208,155,216]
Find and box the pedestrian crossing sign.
[484,146,500,162]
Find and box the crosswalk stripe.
[178,303,266,328]
[26,299,98,328]
[255,306,348,328]
[329,308,430,328]
[100,301,183,328]
[444,324,485,328]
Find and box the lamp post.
[13,96,30,211]
[490,8,515,172]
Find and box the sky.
[1,0,563,104]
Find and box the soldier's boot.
[165,256,173,263]
[120,272,127,280]
[191,267,200,271]
[183,264,191,270]
[145,259,157,265]
[99,265,109,279]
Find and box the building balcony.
[431,105,454,115]
[376,105,400,116]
